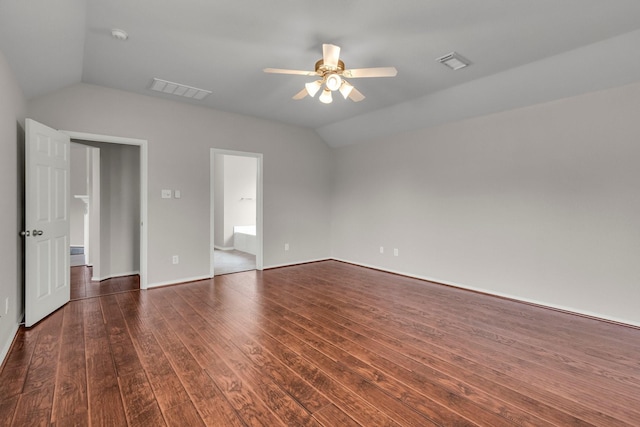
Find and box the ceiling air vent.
[436,52,470,71]
[150,78,211,100]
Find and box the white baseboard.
[0,322,20,368]
[92,270,140,282]
[146,275,211,289]
[70,254,86,267]
[263,257,330,270]
[330,257,640,329]
[214,245,234,251]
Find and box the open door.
[24,119,70,327]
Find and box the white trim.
[60,130,149,290]
[263,258,331,270]
[62,132,145,146]
[147,275,211,289]
[214,245,235,251]
[91,271,140,282]
[210,149,264,278]
[0,323,20,368]
[331,257,640,329]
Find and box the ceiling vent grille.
[150,78,211,100]
[436,52,470,70]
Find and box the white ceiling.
[2,0,640,146]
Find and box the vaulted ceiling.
[2,0,640,146]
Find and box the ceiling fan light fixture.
[305,80,322,97]
[265,43,397,104]
[339,81,354,99]
[325,73,342,91]
[319,88,333,104]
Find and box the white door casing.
[61,131,148,289]
[25,119,70,327]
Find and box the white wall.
[70,142,88,247]
[28,83,332,285]
[331,81,640,327]
[103,143,140,279]
[87,146,100,270]
[74,141,140,280]
[213,153,225,248]
[0,49,26,363]
[223,155,257,247]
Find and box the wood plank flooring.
[70,266,139,300]
[2,260,639,426]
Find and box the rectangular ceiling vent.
[150,78,211,100]
[436,52,471,71]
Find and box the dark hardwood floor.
[1,260,639,426]
[70,266,139,300]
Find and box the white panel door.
[25,119,70,327]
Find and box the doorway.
[210,149,263,276]
[69,140,142,299]
[63,131,148,290]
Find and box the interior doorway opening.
[63,130,148,291]
[210,149,263,276]
[69,139,142,299]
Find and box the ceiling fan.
[264,44,397,104]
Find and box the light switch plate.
[161,189,172,199]
[174,190,181,199]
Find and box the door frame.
[210,148,264,277]
[61,131,149,290]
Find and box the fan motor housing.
[315,59,345,74]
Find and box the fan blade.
[323,44,341,69]
[348,86,365,102]
[292,88,308,100]
[342,67,397,78]
[264,68,317,76]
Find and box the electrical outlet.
[284,243,289,251]
[394,248,399,257]
[162,189,172,199]
[172,255,179,264]
[379,246,384,254]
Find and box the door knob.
[32,230,43,236]
[20,230,30,237]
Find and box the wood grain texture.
[51,301,88,424]
[70,265,139,300]
[0,325,40,400]
[0,396,19,427]
[83,297,127,426]
[2,260,640,426]
[313,403,362,427]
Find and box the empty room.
[1,1,639,426]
